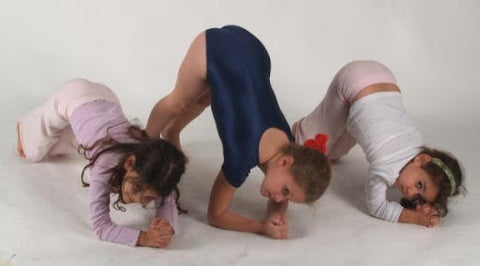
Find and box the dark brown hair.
[80,125,187,212]
[281,143,332,203]
[401,146,465,217]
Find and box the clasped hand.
[139,218,174,248]
[262,214,288,239]
[415,203,440,228]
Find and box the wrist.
[136,231,147,246]
[399,209,422,225]
[259,220,267,235]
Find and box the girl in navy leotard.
[147,25,331,239]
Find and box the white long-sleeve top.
[346,92,424,222]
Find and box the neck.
[259,152,282,173]
[258,128,290,164]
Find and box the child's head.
[260,143,331,204]
[81,126,187,211]
[396,146,464,216]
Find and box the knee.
[342,60,382,70]
[24,148,48,162]
[195,91,211,109]
[163,94,189,115]
[61,78,92,89]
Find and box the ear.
[123,154,136,171]
[278,155,294,168]
[415,154,431,165]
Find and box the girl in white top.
[293,60,464,227]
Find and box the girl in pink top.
[17,79,186,248]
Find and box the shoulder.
[258,127,290,164]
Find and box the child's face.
[121,177,159,206]
[122,155,160,206]
[260,155,306,203]
[394,154,439,203]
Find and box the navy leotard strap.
[206,25,294,187]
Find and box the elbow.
[92,225,107,241]
[207,210,222,227]
[162,94,189,116]
[91,220,111,241]
[366,202,382,219]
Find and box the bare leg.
[162,90,211,150]
[146,32,210,139]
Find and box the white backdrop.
[1,1,479,265]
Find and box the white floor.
[0,112,479,266]
[1,1,479,265]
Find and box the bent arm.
[366,175,403,222]
[155,192,179,233]
[89,179,140,246]
[366,174,439,227]
[207,171,264,234]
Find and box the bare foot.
[17,123,26,158]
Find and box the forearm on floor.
[398,209,420,225]
[208,209,264,234]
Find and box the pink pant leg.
[293,60,396,160]
[18,94,70,162]
[48,126,78,157]
[18,79,119,162]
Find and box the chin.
[260,188,266,197]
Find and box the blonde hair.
[281,143,332,203]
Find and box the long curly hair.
[79,125,187,212]
[401,146,465,217]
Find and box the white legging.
[18,79,120,162]
[292,60,397,160]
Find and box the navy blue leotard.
[206,25,294,187]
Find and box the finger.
[151,218,161,229]
[155,236,173,244]
[155,238,171,247]
[156,218,169,225]
[157,231,174,238]
[269,216,282,225]
[430,217,440,225]
[429,210,439,217]
[422,206,431,214]
[158,224,173,232]
[268,214,281,220]
[156,220,170,230]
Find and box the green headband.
[430,157,456,196]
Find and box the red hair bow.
[304,133,329,155]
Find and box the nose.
[407,187,421,199]
[273,194,285,203]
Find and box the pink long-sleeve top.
[70,100,178,246]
